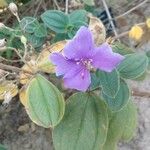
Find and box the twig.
[0,56,21,63]
[34,0,43,17]
[132,89,150,98]
[101,0,118,37]
[53,0,60,10]
[115,0,148,20]
[114,22,145,40]
[65,0,69,14]
[0,63,21,73]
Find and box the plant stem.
[101,0,118,37]
[65,0,69,14]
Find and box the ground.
[0,0,150,150]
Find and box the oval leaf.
[102,80,130,112]
[99,69,120,98]
[34,23,47,38]
[41,10,69,33]
[53,92,108,150]
[20,17,39,33]
[112,42,134,55]
[69,9,87,24]
[26,74,65,128]
[102,100,137,150]
[117,53,148,79]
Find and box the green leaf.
[34,23,47,38]
[146,50,150,71]
[53,92,108,150]
[20,17,39,33]
[102,100,137,150]
[117,53,148,79]
[99,69,120,98]
[69,10,87,24]
[82,0,95,6]
[26,34,45,48]
[52,33,68,43]
[102,80,130,112]
[41,10,69,33]
[0,144,6,150]
[112,42,134,55]
[26,74,65,128]
[89,71,101,90]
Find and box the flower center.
[75,58,93,79]
[75,58,93,70]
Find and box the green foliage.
[41,10,87,40]
[99,69,120,98]
[112,42,134,55]
[102,100,137,150]
[90,71,101,90]
[117,53,148,79]
[69,10,87,24]
[41,10,69,33]
[34,23,47,38]
[53,92,108,150]
[0,27,23,58]
[26,34,45,48]
[82,0,95,6]
[20,17,39,33]
[0,144,6,150]
[102,80,130,112]
[146,50,150,71]
[26,74,65,128]
[20,17,47,48]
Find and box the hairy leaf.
[53,92,108,150]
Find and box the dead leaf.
[0,81,18,100]
[18,123,30,132]
[19,60,37,84]
[88,15,106,46]
[37,40,67,73]
[0,0,7,8]
[19,85,28,107]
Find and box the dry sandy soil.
[0,0,150,150]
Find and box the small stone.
[18,123,30,132]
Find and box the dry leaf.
[19,86,28,107]
[0,81,18,100]
[0,0,7,8]
[19,60,38,84]
[88,15,106,46]
[37,40,67,73]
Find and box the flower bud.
[0,38,6,48]
[129,25,143,41]
[8,2,18,15]
[21,35,27,45]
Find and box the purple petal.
[63,68,91,91]
[63,26,94,59]
[92,43,124,72]
[50,53,76,76]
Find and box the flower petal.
[50,53,76,76]
[63,68,91,91]
[63,26,94,59]
[92,43,124,72]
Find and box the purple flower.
[50,26,124,91]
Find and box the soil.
[0,0,150,150]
